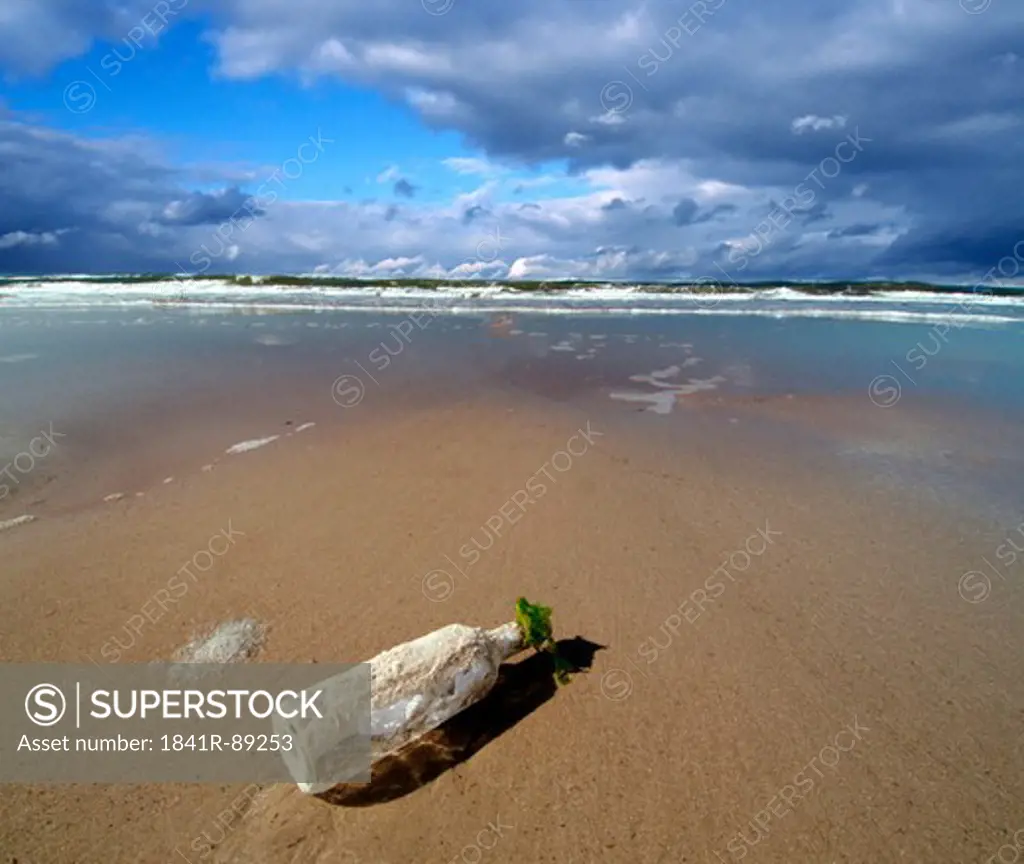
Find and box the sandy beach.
[2,318,1024,864]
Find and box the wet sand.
[2,379,1024,862]
[2,309,1024,862]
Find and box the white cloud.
[0,114,912,279]
[363,42,453,75]
[0,230,64,249]
[791,115,848,134]
[311,38,357,74]
[404,88,461,119]
[451,181,498,210]
[442,157,501,175]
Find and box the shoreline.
[4,273,1024,296]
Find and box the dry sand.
[1,393,1023,863]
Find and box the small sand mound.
[174,618,265,664]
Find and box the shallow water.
[1,305,1022,520]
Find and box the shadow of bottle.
[315,636,604,807]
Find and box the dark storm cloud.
[700,203,736,222]
[0,120,181,272]
[877,223,1024,277]
[393,178,417,198]
[672,198,699,226]
[461,205,490,224]
[0,0,178,77]
[672,199,734,226]
[800,200,832,226]
[159,187,264,226]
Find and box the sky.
[0,0,1021,282]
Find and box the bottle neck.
[487,622,524,662]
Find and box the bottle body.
[275,621,523,793]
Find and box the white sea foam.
[649,365,682,379]
[609,390,680,414]
[0,514,36,531]
[611,374,726,414]
[2,278,1023,328]
[698,308,1021,326]
[225,435,280,455]
[629,366,684,388]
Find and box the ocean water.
[3,278,1023,403]
[1,282,1023,519]
[2,277,1023,327]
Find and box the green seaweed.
[515,597,573,686]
